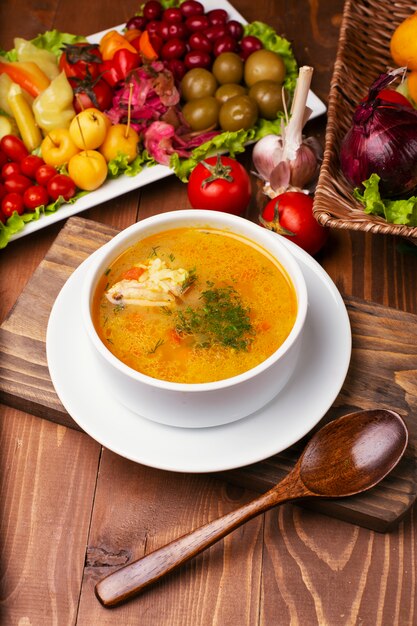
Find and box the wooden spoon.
[95,409,408,607]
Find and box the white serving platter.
[9,0,326,243]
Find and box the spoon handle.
[95,472,307,607]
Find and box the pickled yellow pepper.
[7,82,42,151]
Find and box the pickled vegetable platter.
[0,0,326,247]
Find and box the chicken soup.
[92,227,298,384]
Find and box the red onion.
[340,68,417,198]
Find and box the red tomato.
[2,161,21,178]
[187,155,251,216]
[0,135,29,162]
[70,75,113,113]
[47,174,77,201]
[0,148,8,170]
[0,181,5,201]
[35,163,58,186]
[4,174,32,195]
[59,43,103,79]
[2,192,24,216]
[20,155,45,178]
[23,185,50,211]
[260,192,327,256]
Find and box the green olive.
[248,80,285,119]
[215,83,248,104]
[182,97,220,131]
[218,95,259,132]
[180,68,218,102]
[212,52,244,85]
[244,49,286,87]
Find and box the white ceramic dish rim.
[81,209,308,392]
[46,236,352,473]
[9,0,327,243]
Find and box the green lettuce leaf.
[1,30,86,60]
[30,29,87,57]
[353,174,417,226]
[107,150,157,178]
[0,191,87,249]
[170,129,255,181]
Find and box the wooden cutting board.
[1,216,416,532]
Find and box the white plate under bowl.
[46,237,351,473]
[10,0,326,243]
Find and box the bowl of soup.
[81,210,308,428]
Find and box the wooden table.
[1,1,416,624]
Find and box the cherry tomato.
[23,185,50,211]
[2,192,24,216]
[187,155,251,216]
[163,7,183,23]
[126,15,147,31]
[0,182,5,201]
[207,9,228,25]
[0,148,8,170]
[47,174,77,201]
[185,15,210,32]
[161,38,187,60]
[188,32,212,53]
[146,20,161,38]
[0,135,29,162]
[203,24,227,42]
[226,20,244,40]
[180,0,204,18]
[143,0,163,21]
[165,58,186,82]
[239,35,263,60]
[20,155,45,178]
[35,164,58,186]
[213,35,237,56]
[165,22,188,39]
[184,50,212,70]
[4,174,32,195]
[2,161,21,179]
[59,43,102,80]
[70,75,113,113]
[260,192,328,256]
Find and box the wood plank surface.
[1,215,416,533]
[1,0,417,624]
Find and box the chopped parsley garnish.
[175,284,254,351]
[148,338,165,354]
[181,267,197,293]
[148,246,160,258]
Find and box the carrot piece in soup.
[121,266,144,280]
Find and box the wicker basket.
[313,0,417,239]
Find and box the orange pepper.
[139,30,158,60]
[124,29,142,42]
[99,30,138,61]
[0,60,50,97]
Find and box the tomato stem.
[259,200,295,236]
[201,154,234,186]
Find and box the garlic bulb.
[252,66,322,197]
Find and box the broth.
[92,227,298,383]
